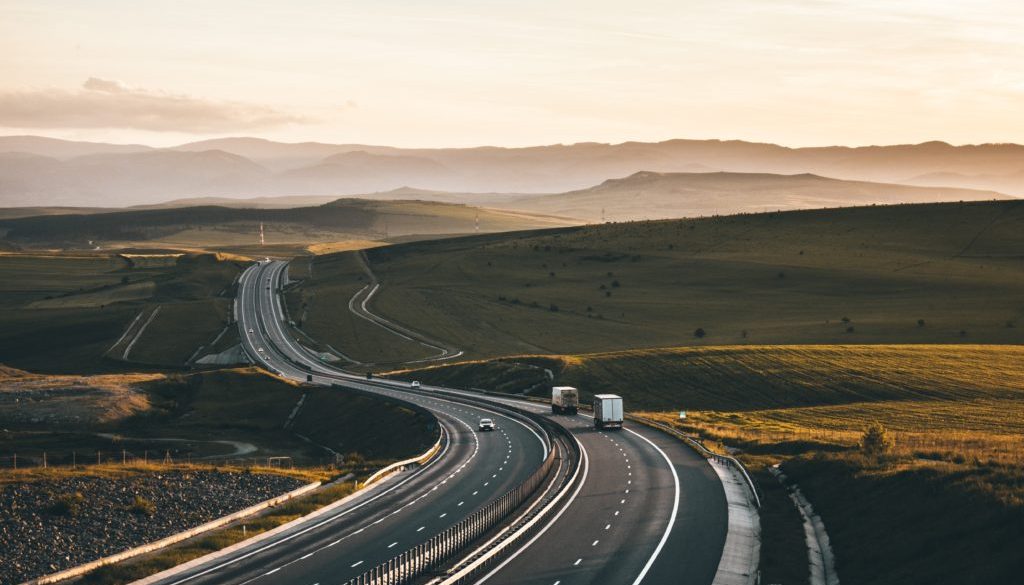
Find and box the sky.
[1,0,1023,148]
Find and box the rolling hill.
[287,199,1024,364]
[495,171,1010,221]
[0,198,576,251]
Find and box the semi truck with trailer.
[593,394,624,430]
[551,386,579,415]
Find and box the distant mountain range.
[1,135,1023,207]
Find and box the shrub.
[549,304,559,312]
[846,326,855,333]
[694,327,706,338]
[49,492,85,517]
[841,316,851,323]
[917,319,926,327]
[130,495,156,517]
[605,291,612,297]
[611,280,620,288]
[861,422,894,457]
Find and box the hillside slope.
[292,200,1024,363]
[0,198,576,251]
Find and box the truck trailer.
[593,394,624,430]
[551,386,579,415]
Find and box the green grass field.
[284,251,437,365]
[0,252,243,372]
[292,200,1024,365]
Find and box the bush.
[694,327,706,338]
[861,422,894,457]
[917,319,926,327]
[49,492,85,517]
[549,304,559,312]
[130,495,156,517]
[846,326,855,333]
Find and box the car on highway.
[478,418,495,431]
[257,347,265,353]
[410,380,421,389]
[248,328,254,333]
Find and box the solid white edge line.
[624,428,680,585]
[471,435,590,585]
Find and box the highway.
[156,259,729,585]
[146,262,549,585]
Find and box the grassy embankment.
[397,345,1024,585]
[0,252,241,372]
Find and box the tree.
[861,422,893,457]
[694,327,706,338]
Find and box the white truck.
[593,394,624,430]
[551,386,579,415]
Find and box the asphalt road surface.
[155,260,728,585]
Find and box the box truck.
[593,394,624,430]
[551,386,579,415]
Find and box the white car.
[478,418,495,432]
[248,328,254,334]
[410,381,421,389]
[257,347,265,353]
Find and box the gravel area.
[0,469,307,584]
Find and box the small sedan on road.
[478,418,495,432]
[410,381,421,389]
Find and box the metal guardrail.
[342,437,561,585]
[362,430,445,488]
[627,415,761,508]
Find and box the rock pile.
[0,469,306,583]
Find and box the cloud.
[0,78,304,132]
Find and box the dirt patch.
[0,366,160,425]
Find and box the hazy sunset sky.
[1,0,1022,147]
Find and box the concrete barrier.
[22,480,320,585]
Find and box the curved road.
[146,262,548,585]
[167,259,729,585]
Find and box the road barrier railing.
[341,413,579,585]
[361,429,445,488]
[627,414,761,508]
